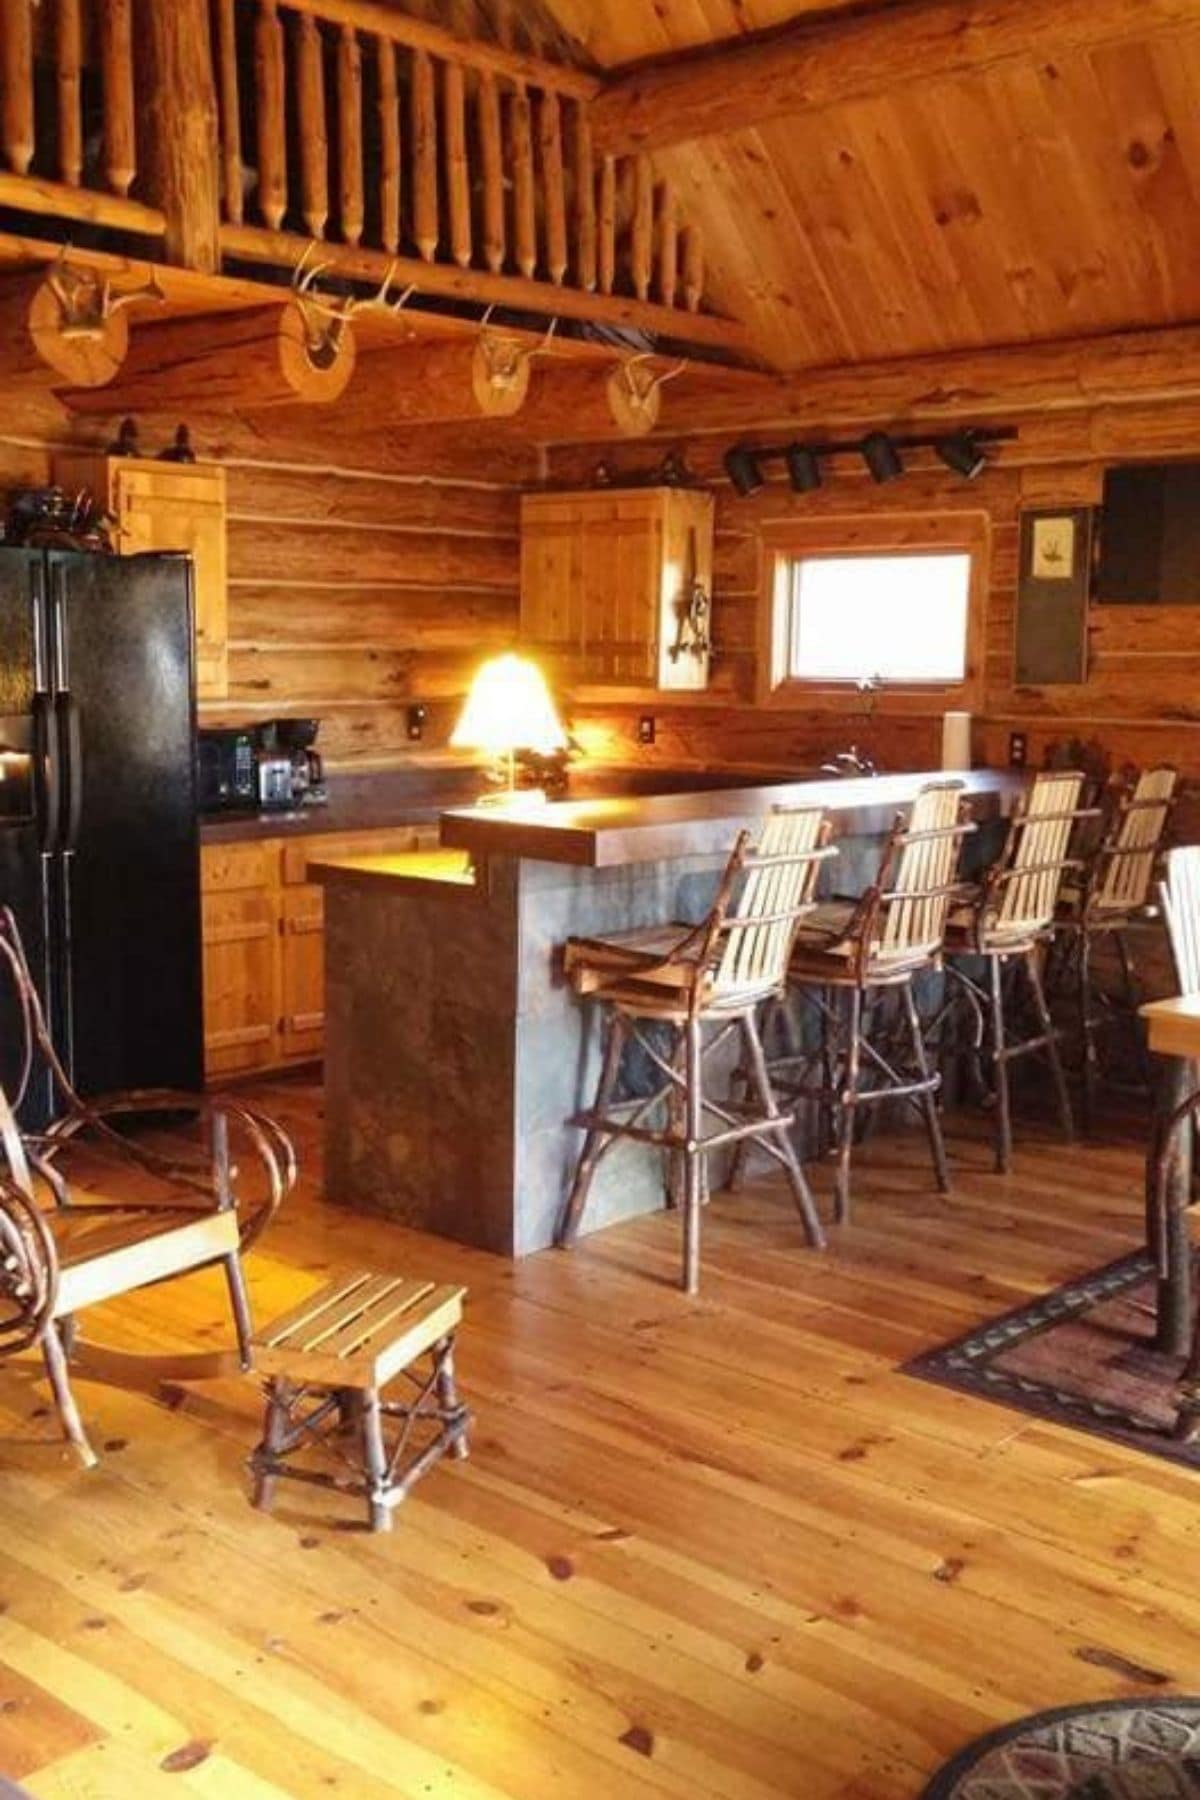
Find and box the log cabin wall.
[543,405,1200,786]
[0,392,528,770]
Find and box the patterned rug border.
[902,1249,1200,1470]
[919,1695,1200,1799]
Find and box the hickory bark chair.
[764,780,976,1223]
[942,770,1098,1173]
[557,806,836,1294]
[0,908,296,1467]
[1053,764,1178,1124]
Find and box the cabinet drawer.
[201,841,277,894]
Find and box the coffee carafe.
[271,718,327,806]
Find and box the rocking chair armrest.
[0,1171,58,1354]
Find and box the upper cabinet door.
[110,463,228,701]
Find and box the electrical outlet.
[638,715,656,746]
[1009,731,1027,767]
[406,704,427,742]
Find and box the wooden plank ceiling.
[378,0,1200,374]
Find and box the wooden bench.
[249,1271,469,1532]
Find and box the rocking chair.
[0,907,296,1466]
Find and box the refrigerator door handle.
[58,693,84,854]
[33,692,62,853]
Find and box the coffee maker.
[271,718,327,807]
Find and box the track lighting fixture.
[784,443,822,493]
[861,431,903,484]
[935,432,986,479]
[723,445,765,498]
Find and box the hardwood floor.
[2,1078,1196,1799]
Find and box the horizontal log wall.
[0,393,526,770]
[546,410,1200,785]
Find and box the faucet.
[819,745,878,778]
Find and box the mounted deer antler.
[44,252,165,338]
[470,312,558,417]
[605,352,688,437]
[291,243,415,370]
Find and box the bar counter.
[313,768,1023,1257]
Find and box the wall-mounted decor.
[1015,506,1093,685]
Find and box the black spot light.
[785,443,822,493]
[935,432,986,479]
[723,445,765,497]
[861,431,903,484]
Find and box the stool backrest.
[1161,845,1200,998]
[710,806,833,1002]
[982,770,1092,946]
[868,780,974,975]
[1088,765,1178,919]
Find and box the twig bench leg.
[252,1376,294,1513]
[434,1335,470,1463]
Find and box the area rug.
[904,1252,1200,1469]
[921,1696,1200,1797]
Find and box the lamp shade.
[450,653,567,757]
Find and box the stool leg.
[904,981,951,1194]
[682,1014,703,1295]
[559,1013,627,1248]
[1027,948,1074,1144]
[41,1322,97,1469]
[1077,931,1097,1131]
[989,955,1012,1174]
[835,988,862,1224]
[359,1387,392,1532]
[434,1335,471,1461]
[1115,929,1155,1094]
[252,1378,292,1512]
[740,1009,825,1249]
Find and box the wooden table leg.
[1151,1055,1194,1357]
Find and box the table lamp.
[451,653,567,806]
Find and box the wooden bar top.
[439,768,1024,869]
[1141,993,1200,1059]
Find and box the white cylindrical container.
[942,710,971,771]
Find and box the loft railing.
[0,0,163,233]
[0,0,744,352]
[215,0,707,314]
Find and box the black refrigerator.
[0,548,203,1127]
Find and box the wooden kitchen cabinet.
[520,486,713,691]
[200,825,438,1080]
[54,453,228,701]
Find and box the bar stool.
[768,781,976,1223]
[943,770,1098,1172]
[558,806,836,1294]
[1053,765,1178,1123]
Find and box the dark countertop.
[439,768,1024,869]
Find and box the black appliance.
[197,726,258,812]
[0,548,203,1128]
[272,717,327,806]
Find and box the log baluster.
[411,48,438,262]
[510,84,536,279]
[338,24,364,246]
[378,35,401,254]
[682,224,704,313]
[478,69,505,273]
[657,180,678,308]
[255,0,288,230]
[539,90,567,287]
[215,0,243,224]
[57,0,83,188]
[100,0,136,196]
[571,101,596,293]
[297,13,329,239]
[631,154,653,302]
[444,60,471,269]
[598,154,616,296]
[0,0,33,178]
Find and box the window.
[776,551,972,684]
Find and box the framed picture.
[1030,514,1077,581]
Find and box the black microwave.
[197,728,258,812]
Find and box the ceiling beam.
[589,0,1200,155]
[528,321,1200,442]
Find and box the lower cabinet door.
[202,889,280,1078]
[279,884,325,1062]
